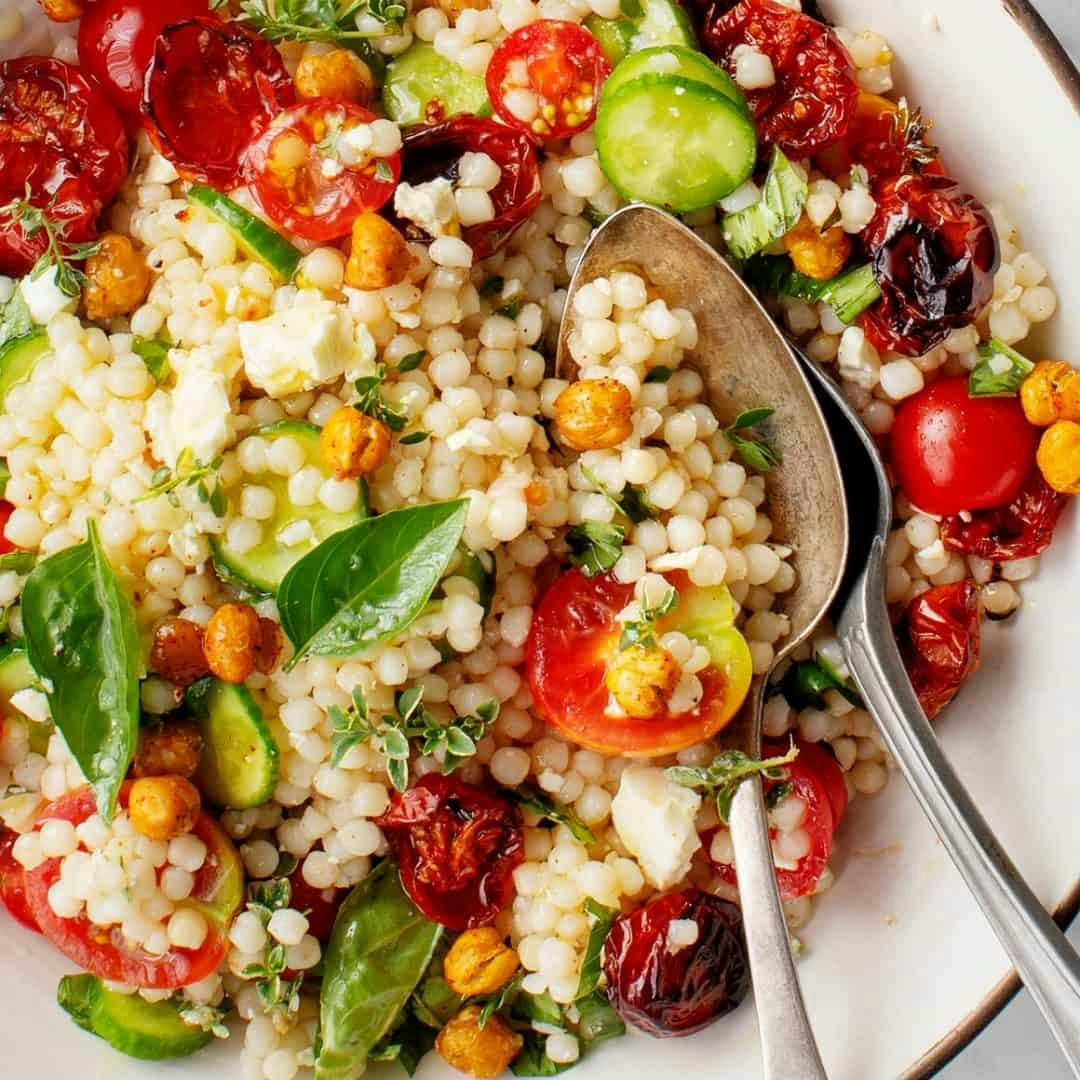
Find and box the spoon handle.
[840,538,1080,1076]
[729,778,828,1080]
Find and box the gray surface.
[942,3,1078,1078]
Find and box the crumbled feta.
[611,766,701,890]
[732,44,775,90]
[173,368,232,464]
[19,265,78,325]
[837,326,881,390]
[337,123,374,166]
[393,178,457,238]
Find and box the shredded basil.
[744,257,882,324]
[722,148,808,261]
[724,406,781,472]
[969,338,1035,397]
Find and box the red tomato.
[287,865,342,944]
[709,740,847,901]
[399,117,541,259]
[244,100,400,241]
[889,377,1039,516]
[78,0,211,127]
[0,58,129,276]
[0,832,40,933]
[377,773,524,931]
[486,21,610,143]
[24,785,244,989]
[143,17,294,188]
[525,569,753,757]
[702,0,858,157]
[0,502,15,555]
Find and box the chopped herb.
[743,257,881,324]
[512,1032,574,1076]
[765,780,793,811]
[247,877,292,920]
[477,970,524,1027]
[643,366,674,384]
[722,148,808,262]
[575,899,618,1000]
[242,942,304,1019]
[479,275,505,296]
[396,349,427,372]
[583,205,610,228]
[619,582,678,650]
[374,158,394,182]
[226,0,405,45]
[506,785,596,845]
[354,363,409,431]
[566,520,626,578]
[132,336,172,382]
[724,406,780,472]
[580,465,658,525]
[0,288,33,351]
[575,990,625,1046]
[399,430,430,445]
[969,338,1035,398]
[496,299,522,319]
[135,448,222,508]
[178,1002,232,1039]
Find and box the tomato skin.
[143,18,294,188]
[287,866,342,944]
[0,502,16,555]
[486,21,610,143]
[378,773,524,931]
[889,376,1039,516]
[0,832,40,933]
[78,0,211,127]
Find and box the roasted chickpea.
[1037,420,1080,494]
[1020,360,1080,427]
[255,617,286,675]
[40,0,85,21]
[553,378,634,451]
[444,928,520,998]
[783,216,852,281]
[435,1007,523,1080]
[320,406,392,479]
[151,616,212,686]
[295,49,374,104]
[605,645,681,719]
[133,720,203,780]
[82,233,152,321]
[129,775,201,841]
[203,603,262,684]
[345,212,416,291]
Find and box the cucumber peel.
[383,43,491,125]
[601,45,747,114]
[0,331,51,412]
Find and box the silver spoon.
[795,349,1080,1075]
[557,204,846,1080]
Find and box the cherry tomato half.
[0,832,40,933]
[0,502,16,556]
[889,376,1039,516]
[486,20,611,143]
[78,0,211,127]
[0,58,129,276]
[244,100,400,242]
[287,864,343,944]
[525,569,753,757]
[24,784,244,988]
[143,17,294,188]
[377,773,524,931]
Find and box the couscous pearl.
[39,819,79,858]
[167,909,209,950]
[268,908,310,947]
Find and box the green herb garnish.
[743,258,881,324]
[565,520,626,578]
[722,148,808,262]
[505,786,596,845]
[131,336,172,383]
[724,406,780,472]
[137,447,222,508]
[619,582,678,650]
[969,338,1035,398]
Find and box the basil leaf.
[722,147,808,261]
[512,990,564,1029]
[371,1011,437,1076]
[399,430,429,445]
[477,970,523,1027]
[575,899,618,1000]
[743,257,881,324]
[566,521,625,578]
[396,350,427,372]
[0,289,33,351]
[22,522,140,822]
[512,1032,573,1077]
[969,339,1035,397]
[132,336,172,382]
[507,785,596,845]
[278,500,468,668]
[724,407,780,472]
[576,989,625,1046]
[316,861,443,1080]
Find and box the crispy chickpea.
[295,49,374,104]
[553,378,634,451]
[129,775,201,841]
[151,616,212,686]
[605,645,681,719]
[203,603,262,684]
[1020,360,1080,427]
[82,233,152,321]
[320,406,392,479]
[436,1007,523,1080]
[40,0,85,20]
[782,216,852,281]
[133,720,203,780]
[345,212,416,291]
[435,0,487,20]
[444,928,520,998]
[1036,420,1080,494]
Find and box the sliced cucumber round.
[211,420,368,596]
[595,74,757,212]
[630,0,697,52]
[185,678,279,809]
[383,43,491,126]
[585,14,636,67]
[602,46,747,114]
[0,331,51,412]
[187,184,301,282]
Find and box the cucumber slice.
[58,974,213,1060]
[0,331,51,412]
[211,420,368,596]
[187,185,301,282]
[185,678,279,809]
[0,643,49,752]
[595,74,757,212]
[585,15,636,66]
[630,0,697,51]
[601,46,747,114]
[383,43,491,126]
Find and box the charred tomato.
[287,864,343,943]
[0,831,40,933]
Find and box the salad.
[0,0,1074,1077]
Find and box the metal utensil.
[556,204,847,1080]
[796,350,1080,1076]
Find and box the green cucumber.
[585,15,636,66]
[185,678,279,809]
[58,974,213,1060]
[187,185,301,281]
[0,643,49,752]
[601,45,747,114]
[211,420,368,596]
[383,43,491,126]
[587,0,696,66]
[0,331,51,412]
[595,74,757,212]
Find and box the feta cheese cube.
[393,178,457,238]
[19,265,78,325]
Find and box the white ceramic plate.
[2,2,1078,1077]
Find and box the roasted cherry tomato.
[287,864,343,944]
[398,117,541,258]
[244,100,400,241]
[603,888,749,1037]
[900,580,981,720]
[0,831,40,933]
[486,20,610,143]
[941,470,1069,563]
[378,773,524,931]
[78,0,211,127]
[702,0,858,156]
[861,174,999,356]
[143,17,294,188]
[0,58,129,276]
[525,569,752,757]
[0,502,16,556]
[24,784,244,988]
[708,739,847,901]
[889,376,1039,517]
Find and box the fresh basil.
[575,899,618,1000]
[396,350,427,373]
[723,147,808,262]
[132,336,172,383]
[580,465,658,525]
[399,430,429,445]
[317,861,443,1080]
[576,990,625,1046]
[743,257,881,324]
[643,365,674,384]
[21,522,140,822]
[512,1033,574,1077]
[0,289,33,351]
[477,970,524,1027]
[370,1011,437,1076]
[278,499,468,668]
[969,338,1035,398]
[512,990,565,1029]
[507,786,596,845]
[724,406,781,472]
[566,521,625,578]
